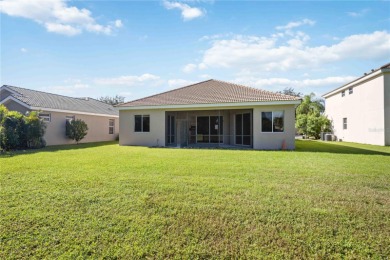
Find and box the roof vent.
[85,97,89,101]
[371,69,374,72]
[364,73,367,75]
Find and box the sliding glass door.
[196,116,223,143]
[235,113,251,146]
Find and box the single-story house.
[0,85,119,146]
[117,79,301,150]
[323,63,390,146]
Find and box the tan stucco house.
[0,85,119,146]
[323,63,390,146]
[117,80,301,150]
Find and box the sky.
[1,0,390,102]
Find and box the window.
[262,111,284,132]
[341,90,345,97]
[66,115,75,123]
[343,118,347,130]
[39,113,51,122]
[134,115,150,132]
[109,119,115,134]
[349,88,353,94]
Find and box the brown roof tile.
[118,79,300,107]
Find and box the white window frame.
[343,118,347,130]
[109,119,115,134]
[39,113,51,122]
[66,115,75,123]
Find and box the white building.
[323,63,390,146]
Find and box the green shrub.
[25,111,47,149]
[66,119,88,144]
[1,111,25,150]
[0,107,47,151]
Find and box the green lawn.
[1,140,389,259]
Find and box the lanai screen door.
[235,113,251,146]
[167,115,175,144]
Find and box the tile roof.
[118,79,301,107]
[1,85,118,116]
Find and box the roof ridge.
[118,79,214,107]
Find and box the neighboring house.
[323,63,390,146]
[0,85,119,146]
[117,79,301,150]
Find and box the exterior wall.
[253,104,296,150]
[119,104,297,150]
[0,89,13,102]
[43,111,119,146]
[119,109,166,147]
[325,74,385,146]
[384,73,390,145]
[2,99,30,115]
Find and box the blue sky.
[1,0,389,101]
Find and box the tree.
[277,87,302,97]
[25,111,46,148]
[0,110,25,150]
[296,93,325,115]
[0,104,8,123]
[295,93,331,139]
[0,108,47,151]
[66,119,88,144]
[99,95,125,106]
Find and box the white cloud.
[114,19,123,28]
[20,48,27,52]
[276,19,315,31]
[199,74,211,79]
[347,9,369,17]
[199,33,234,42]
[45,22,81,36]
[94,73,161,86]
[43,83,90,95]
[0,0,122,36]
[167,79,195,89]
[163,1,204,21]
[183,63,197,73]
[233,76,356,90]
[197,31,390,72]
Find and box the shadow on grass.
[295,140,390,156]
[0,141,118,158]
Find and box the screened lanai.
[165,109,253,148]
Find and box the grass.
[1,140,389,259]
